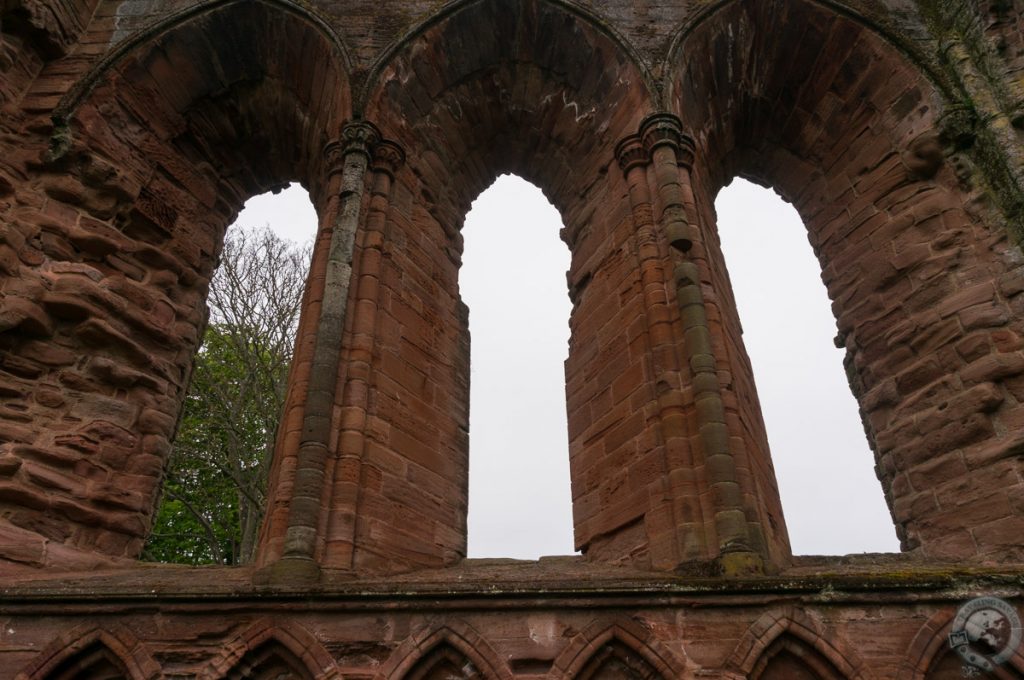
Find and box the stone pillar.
[614,135,707,567]
[614,113,765,575]
[270,121,381,582]
[324,139,405,569]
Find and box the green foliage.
[143,226,310,565]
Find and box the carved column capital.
[323,139,346,178]
[341,120,382,160]
[371,139,406,178]
[639,113,695,168]
[939,104,979,150]
[324,121,386,183]
[618,114,696,173]
[615,134,648,173]
[675,133,696,170]
[640,112,683,156]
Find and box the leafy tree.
[144,226,310,565]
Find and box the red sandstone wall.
[1,565,1021,680]
[1,0,1024,576]
[1,1,349,565]
[670,0,1024,563]
[354,0,678,572]
[3,2,1024,680]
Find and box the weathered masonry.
[2,0,1024,677]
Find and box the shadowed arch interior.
[14,626,162,680]
[362,0,654,215]
[573,639,667,680]
[33,642,129,680]
[49,0,352,125]
[81,0,350,203]
[750,635,846,680]
[400,644,485,680]
[221,641,316,680]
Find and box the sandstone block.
[0,296,51,335]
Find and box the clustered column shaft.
[279,121,402,575]
[328,140,405,569]
[615,135,706,565]
[618,113,762,574]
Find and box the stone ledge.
[1,555,1022,608]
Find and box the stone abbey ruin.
[3,0,1024,677]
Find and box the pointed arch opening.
[353,0,674,572]
[727,608,867,680]
[144,184,317,565]
[376,623,511,680]
[714,178,899,555]
[461,174,574,559]
[0,0,351,565]
[16,626,160,680]
[198,619,340,680]
[664,0,1024,563]
[551,621,688,680]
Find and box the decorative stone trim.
[550,618,689,680]
[16,624,162,680]
[374,621,512,680]
[726,606,871,680]
[198,618,341,680]
[371,139,406,178]
[614,134,647,174]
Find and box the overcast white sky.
[235,175,899,560]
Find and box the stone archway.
[0,0,350,566]
[16,625,161,680]
[663,0,1024,564]
[324,0,676,574]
